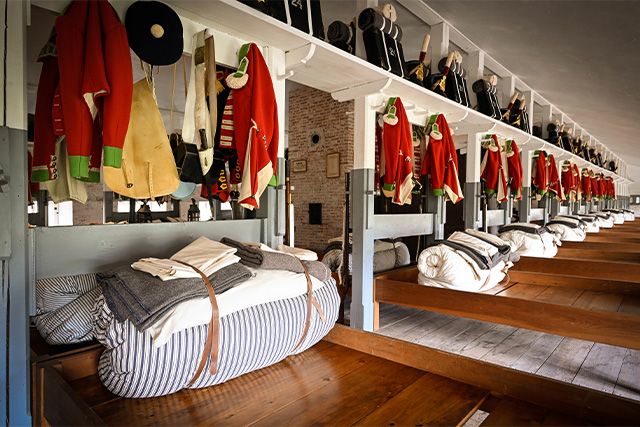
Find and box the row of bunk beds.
[23,1,639,427]
[373,210,640,351]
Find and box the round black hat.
[125,1,183,66]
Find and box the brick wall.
[289,86,354,251]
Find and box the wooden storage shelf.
[166,0,629,184]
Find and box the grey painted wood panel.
[481,329,544,367]
[536,338,594,383]
[377,310,439,337]
[457,324,517,359]
[511,333,564,374]
[373,213,434,239]
[414,317,481,349]
[441,320,496,354]
[31,219,266,279]
[614,349,640,400]
[400,312,457,343]
[572,343,626,393]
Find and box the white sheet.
[417,244,509,292]
[146,266,327,346]
[557,215,600,233]
[546,223,586,242]
[131,237,239,280]
[498,225,560,258]
[275,244,318,261]
[447,231,499,259]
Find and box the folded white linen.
[417,244,508,292]
[464,229,510,247]
[131,236,240,281]
[498,229,559,258]
[447,231,498,259]
[417,261,509,292]
[546,220,586,242]
[147,266,328,346]
[275,244,318,261]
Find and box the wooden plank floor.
[346,300,640,403]
[62,338,590,426]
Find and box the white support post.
[266,47,286,159]
[350,95,377,331]
[430,22,450,70]
[464,133,484,230]
[502,75,515,107]
[523,90,534,127]
[520,149,535,222]
[541,104,552,140]
[466,50,484,108]
[0,1,29,425]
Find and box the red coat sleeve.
[99,0,133,168]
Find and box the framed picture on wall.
[326,153,340,178]
[292,159,307,172]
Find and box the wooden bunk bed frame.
[33,324,640,426]
[373,224,640,351]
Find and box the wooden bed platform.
[374,264,640,351]
[34,325,640,426]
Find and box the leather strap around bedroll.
[292,259,325,353]
[174,260,220,386]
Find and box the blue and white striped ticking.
[36,273,98,315]
[34,287,102,345]
[94,279,339,398]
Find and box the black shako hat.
[125,1,183,66]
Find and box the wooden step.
[556,248,640,263]
[511,256,640,283]
[586,234,640,244]
[480,397,587,426]
[507,271,640,296]
[560,241,640,253]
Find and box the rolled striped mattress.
[93,273,339,398]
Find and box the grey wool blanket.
[220,237,331,282]
[97,262,251,332]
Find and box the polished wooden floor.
[63,339,591,426]
[347,301,640,402]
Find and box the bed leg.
[373,302,379,331]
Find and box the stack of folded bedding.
[545,217,587,242]
[97,262,252,333]
[321,237,410,275]
[557,214,599,233]
[33,273,102,345]
[589,211,615,228]
[94,237,339,398]
[498,223,561,258]
[417,230,518,292]
[602,209,627,224]
[621,209,636,221]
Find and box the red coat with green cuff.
[227,43,279,210]
[33,0,132,182]
[480,135,508,202]
[581,169,591,201]
[381,97,413,205]
[506,140,523,200]
[421,114,463,203]
[548,155,562,200]
[532,151,548,197]
[561,161,574,201]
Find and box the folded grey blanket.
[97,262,251,332]
[220,237,330,282]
